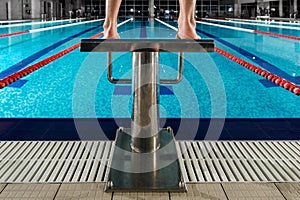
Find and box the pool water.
[0,19,299,140]
[202,19,300,38]
[0,19,86,34]
[228,18,300,27]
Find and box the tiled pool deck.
[0,183,299,199]
[0,140,299,199]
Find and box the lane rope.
[0,30,30,38]
[0,31,103,89]
[155,19,300,96]
[155,18,178,31]
[0,18,86,28]
[215,47,300,96]
[0,19,32,24]
[0,18,133,89]
[196,20,254,33]
[199,19,300,41]
[253,30,300,40]
[204,18,300,30]
[0,19,104,38]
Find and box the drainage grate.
[0,141,113,183]
[0,141,299,183]
[177,141,300,182]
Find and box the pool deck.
[0,183,299,199]
[0,140,299,199]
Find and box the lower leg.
[178,0,200,39]
[103,0,122,39]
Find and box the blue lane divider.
[140,19,147,39]
[7,79,28,88]
[114,85,174,95]
[113,22,174,96]
[196,28,300,84]
[0,23,103,79]
[259,79,278,88]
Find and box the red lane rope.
[215,47,300,96]
[0,32,103,89]
[0,30,30,38]
[254,30,300,41]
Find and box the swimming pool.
[202,18,300,37]
[0,19,38,25]
[0,18,90,36]
[228,18,300,27]
[0,18,299,140]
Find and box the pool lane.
[0,24,103,79]
[163,20,299,86]
[0,19,86,34]
[0,19,34,25]
[0,19,135,90]
[194,23,300,83]
[227,18,300,27]
[0,20,105,73]
[156,20,299,113]
[196,28,300,84]
[197,20,300,41]
[203,18,300,38]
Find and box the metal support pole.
[131,52,160,153]
[149,0,155,18]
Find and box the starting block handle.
[80,39,215,84]
[107,52,131,84]
[107,52,184,84]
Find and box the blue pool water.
[0,19,87,34]
[0,19,38,25]
[202,19,300,37]
[0,19,299,140]
[229,18,300,27]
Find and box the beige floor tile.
[55,183,111,200]
[113,192,138,200]
[113,191,170,200]
[275,183,300,200]
[222,183,285,200]
[137,192,169,200]
[0,184,6,193]
[0,183,59,199]
[170,184,227,200]
[0,183,299,200]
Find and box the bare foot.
[177,17,201,39]
[102,31,120,39]
[103,21,120,39]
[176,31,201,39]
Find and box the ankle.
[177,28,200,39]
[103,20,119,39]
[103,20,117,31]
[103,28,120,39]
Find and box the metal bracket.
[107,52,131,84]
[107,52,184,84]
[80,39,214,85]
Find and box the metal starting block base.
[80,39,215,192]
[105,128,186,192]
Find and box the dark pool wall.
[0,118,299,141]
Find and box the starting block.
[80,39,215,192]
